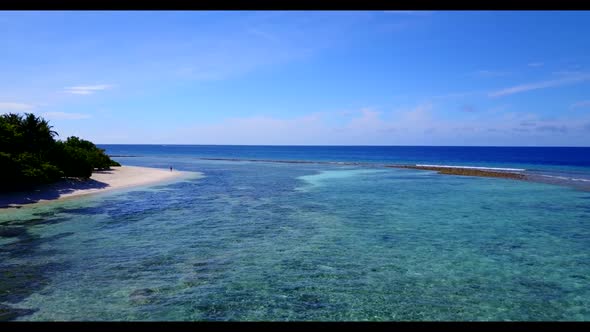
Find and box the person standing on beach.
[170,166,173,172]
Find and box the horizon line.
[95,144,590,148]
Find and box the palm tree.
[21,113,58,158]
[0,113,24,153]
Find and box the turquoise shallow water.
[1,156,590,321]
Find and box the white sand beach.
[0,166,190,209]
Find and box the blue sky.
[1,10,590,146]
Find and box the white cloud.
[382,11,434,16]
[92,102,590,146]
[0,102,34,111]
[67,90,94,95]
[489,73,590,97]
[472,70,510,77]
[430,90,483,100]
[344,108,385,131]
[42,112,91,120]
[170,113,328,145]
[553,70,584,76]
[246,28,279,43]
[64,84,113,95]
[571,100,590,109]
[398,103,433,124]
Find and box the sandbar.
[386,165,527,180]
[0,166,191,209]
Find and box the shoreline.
[0,166,192,210]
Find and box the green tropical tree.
[0,112,120,192]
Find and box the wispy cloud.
[488,105,510,113]
[462,105,476,113]
[64,84,113,95]
[0,102,35,111]
[170,12,377,82]
[489,73,590,97]
[571,100,590,109]
[106,101,590,145]
[472,70,511,78]
[382,11,434,16]
[395,103,434,127]
[342,108,385,132]
[528,62,544,67]
[42,112,91,120]
[429,90,483,101]
[553,70,584,76]
[536,125,568,133]
[519,121,536,127]
[246,28,279,43]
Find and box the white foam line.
[538,175,590,182]
[415,164,526,172]
[540,175,569,180]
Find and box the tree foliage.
[0,113,120,192]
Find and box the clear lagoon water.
[1,145,589,321]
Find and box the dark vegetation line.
[0,113,120,193]
[385,165,527,180]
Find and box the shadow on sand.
[0,178,110,209]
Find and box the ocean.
[1,145,589,320]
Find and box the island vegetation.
[0,113,120,192]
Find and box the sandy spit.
[0,166,194,210]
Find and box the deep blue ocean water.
[103,145,590,188]
[100,145,590,168]
[1,145,589,321]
